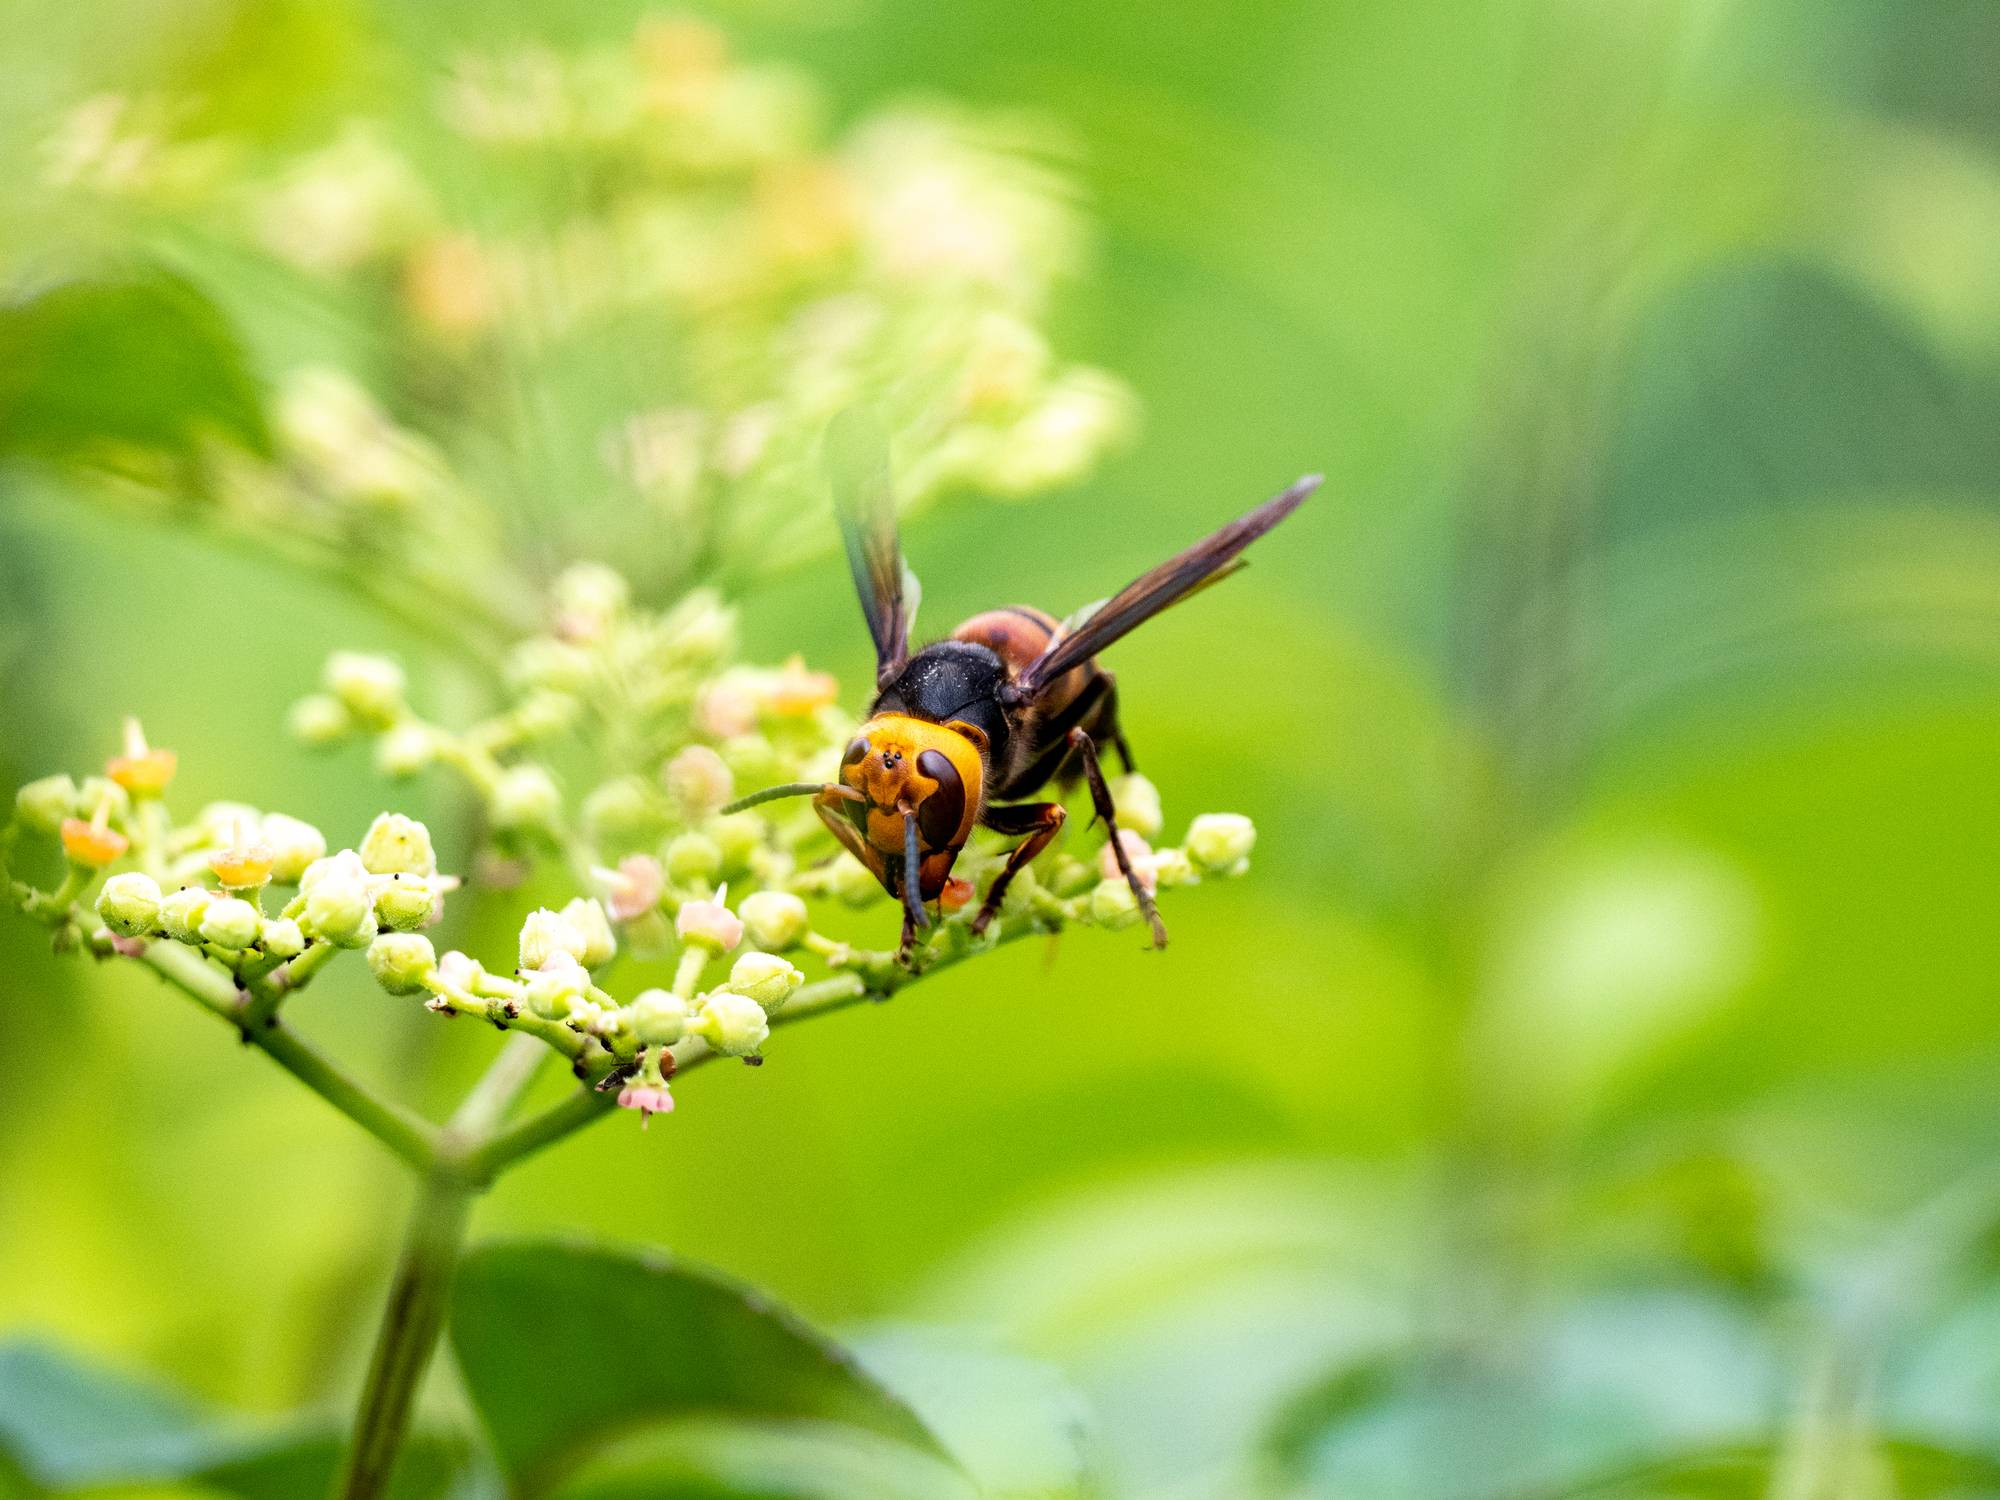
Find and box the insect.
[726,413,1319,959]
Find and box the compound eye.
[841,737,869,770]
[915,750,966,848]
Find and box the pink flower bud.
[1098,829,1157,892]
[597,854,665,922]
[616,1082,675,1128]
[675,894,743,952]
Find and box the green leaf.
[0,1341,220,1491]
[0,273,270,464]
[449,1240,957,1497]
[546,1418,972,1500]
[853,1326,1093,1498]
[191,1429,468,1500]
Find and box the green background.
[5,1,2000,1494]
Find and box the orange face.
[814,713,984,903]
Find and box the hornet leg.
[969,800,1067,938]
[1069,726,1167,949]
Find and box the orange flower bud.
[61,818,129,868]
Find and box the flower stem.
[139,938,439,1170]
[331,1169,474,1500]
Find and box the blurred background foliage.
[4,0,2000,1496]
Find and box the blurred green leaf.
[192,1429,467,1500]
[0,273,270,465]
[545,1418,972,1500]
[0,1341,219,1492]
[852,1326,1092,1498]
[449,1240,958,1496]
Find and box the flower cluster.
[31,13,1133,624]
[5,566,1257,1126]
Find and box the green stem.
[331,1169,474,1500]
[138,940,439,1170]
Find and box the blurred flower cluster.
[30,13,1135,623]
[3,558,1256,1125]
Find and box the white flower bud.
[1185,813,1256,875]
[324,652,406,728]
[199,896,262,949]
[260,917,307,959]
[158,886,213,944]
[519,906,587,971]
[551,562,629,637]
[695,989,769,1055]
[260,814,327,884]
[374,875,436,932]
[367,933,436,996]
[506,638,594,695]
[1110,773,1164,840]
[305,874,378,948]
[738,890,809,951]
[1149,846,1197,888]
[560,897,618,969]
[359,812,437,876]
[664,831,722,884]
[374,724,436,779]
[626,987,691,1046]
[1088,878,1141,930]
[490,764,563,835]
[15,774,79,834]
[664,745,733,820]
[676,895,743,953]
[96,872,162,937]
[726,951,802,1011]
[299,849,368,893]
[287,694,352,747]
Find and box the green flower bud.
[76,778,133,828]
[506,638,594,695]
[1185,813,1255,875]
[717,734,785,790]
[664,745,733,820]
[359,812,437,876]
[374,875,436,932]
[159,886,214,944]
[582,776,668,843]
[726,951,802,1011]
[490,764,562,835]
[199,896,263,949]
[1110,773,1164,840]
[626,987,691,1046]
[711,812,764,876]
[305,874,378,948]
[694,989,769,1056]
[522,956,586,1018]
[260,917,307,959]
[519,906,586,971]
[374,724,435,779]
[1149,846,1197,888]
[367,932,436,996]
[15,774,79,835]
[827,854,884,907]
[664,831,723,885]
[512,690,581,740]
[1088,878,1141,930]
[738,890,809,951]
[260,814,328,884]
[96,872,162,937]
[661,589,734,664]
[560,897,617,969]
[324,651,406,728]
[287,693,352,747]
